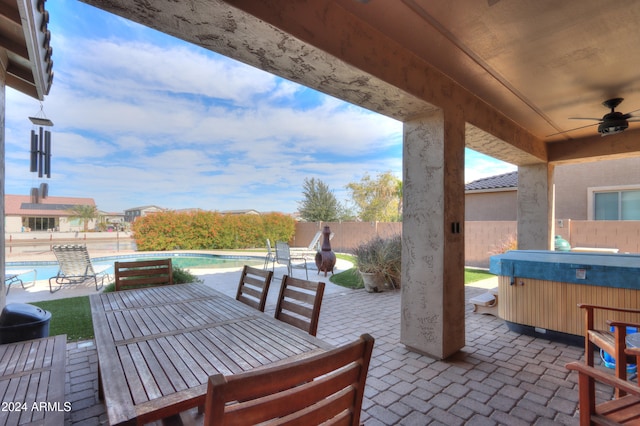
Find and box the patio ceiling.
[0,0,53,100]
[79,0,640,166]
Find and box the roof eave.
[15,0,53,100]
[465,187,518,194]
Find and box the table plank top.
[0,334,67,426]
[91,283,332,425]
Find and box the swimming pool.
[6,252,264,282]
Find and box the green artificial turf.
[31,296,93,342]
[330,266,495,289]
[464,268,495,283]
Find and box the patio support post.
[401,109,465,359]
[0,51,6,308]
[517,163,555,250]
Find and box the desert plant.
[352,235,402,290]
[352,236,388,274]
[383,234,402,288]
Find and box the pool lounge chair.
[289,231,334,259]
[5,269,37,295]
[49,245,110,292]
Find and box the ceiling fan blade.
[568,117,603,121]
[626,118,640,122]
[545,122,598,138]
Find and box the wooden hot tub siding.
[498,276,640,337]
[491,251,640,337]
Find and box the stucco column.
[0,51,7,308]
[401,109,465,359]
[517,163,555,250]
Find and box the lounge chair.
[289,231,334,258]
[5,269,37,295]
[49,245,110,292]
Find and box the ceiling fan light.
[598,121,628,135]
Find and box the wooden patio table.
[90,283,333,425]
[0,334,67,426]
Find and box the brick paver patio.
[59,274,599,425]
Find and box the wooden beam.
[548,128,640,164]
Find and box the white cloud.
[3,2,511,214]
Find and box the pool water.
[6,252,264,282]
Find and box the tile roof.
[465,171,518,191]
[5,194,96,216]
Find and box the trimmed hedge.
[132,211,295,251]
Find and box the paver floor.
[56,269,603,425]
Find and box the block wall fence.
[294,220,640,268]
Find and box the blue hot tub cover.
[489,250,640,289]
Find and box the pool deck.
[5,249,351,304]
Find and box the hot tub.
[489,250,640,342]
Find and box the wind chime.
[28,112,53,204]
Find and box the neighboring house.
[465,158,640,221]
[98,211,126,230]
[465,171,517,221]
[220,209,261,215]
[124,205,165,223]
[555,157,640,220]
[4,194,98,233]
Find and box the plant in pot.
[353,237,385,292]
[382,234,402,289]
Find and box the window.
[24,217,57,231]
[594,190,640,220]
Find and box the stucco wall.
[465,190,517,221]
[555,158,640,219]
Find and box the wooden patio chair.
[235,265,273,312]
[275,275,325,336]
[579,303,640,397]
[49,245,110,292]
[567,347,640,425]
[203,333,375,426]
[114,258,173,291]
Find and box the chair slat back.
[114,259,173,291]
[275,241,291,263]
[204,334,374,426]
[235,265,273,312]
[52,245,95,277]
[275,275,325,336]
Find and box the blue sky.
[4,0,516,214]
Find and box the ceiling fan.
[557,98,640,137]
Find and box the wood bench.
[470,287,499,316]
[0,335,67,426]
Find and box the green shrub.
[132,211,295,251]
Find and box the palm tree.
[67,205,99,232]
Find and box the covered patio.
[62,271,586,424]
[74,0,640,359]
[0,1,637,423]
